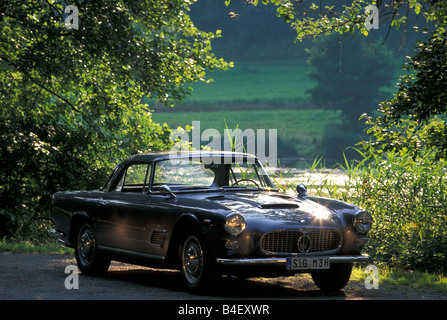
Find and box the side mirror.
[296,183,307,197]
[160,184,176,198]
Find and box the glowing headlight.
[353,211,373,234]
[224,213,246,236]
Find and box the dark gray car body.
[51,151,370,288]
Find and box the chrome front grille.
[261,230,341,255]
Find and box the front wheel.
[311,263,353,292]
[74,222,110,276]
[179,232,217,293]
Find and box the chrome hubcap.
[182,236,203,284]
[78,225,95,266]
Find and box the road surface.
[0,252,444,301]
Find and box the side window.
[113,163,150,193]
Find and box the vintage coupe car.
[50,151,372,293]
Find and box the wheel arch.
[68,211,92,247]
[165,213,204,267]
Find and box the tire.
[178,231,217,293]
[311,263,353,292]
[74,222,110,276]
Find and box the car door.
[97,162,152,254]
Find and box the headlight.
[353,211,373,234]
[224,212,246,236]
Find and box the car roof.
[125,151,258,163]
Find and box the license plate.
[286,257,330,270]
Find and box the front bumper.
[216,254,370,266]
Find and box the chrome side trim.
[97,245,165,262]
[216,254,370,266]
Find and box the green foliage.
[350,265,447,294]
[306,35,399,121]
[238,0,433,41]
[219,0,447,274]
[0,0,230,241]
[191,0,302,61]
[0,236,74,255]
[304,34,399,161]
[363,28,447,159]
[345,148,447,273]
[272,145,447,273]
[295,147,447,273]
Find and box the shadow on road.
[104,264,346,299]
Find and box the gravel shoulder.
[0,252,445,301]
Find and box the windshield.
[151,156,275,191]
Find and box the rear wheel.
[74,222,110,275]
[311,263,353,292]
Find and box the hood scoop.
[223,194,300,209]
[258,203,300,209]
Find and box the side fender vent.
[150,229,167,247]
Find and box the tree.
[363,27,447,159]
[235,0,447,157]
[248,0,437,41]
[358,1,447,158]
[303,34,398,161]
[0,0,230,240]
[306,35,398,122]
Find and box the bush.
[0,208,53,244]
[337,148,447,273]
[279,146,447,273]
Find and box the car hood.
[207,191,340,227]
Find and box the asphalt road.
[0,252,444,302]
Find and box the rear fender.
[68,211,92,247]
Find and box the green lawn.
[145,59,316,108]
[184,59,315,106]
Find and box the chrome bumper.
[48,228,67,245]
[216,254,370,266]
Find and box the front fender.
[305,195,361,224]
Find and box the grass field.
[145,59,315,108]
[182,59,315,106]
[151,109,343,161]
